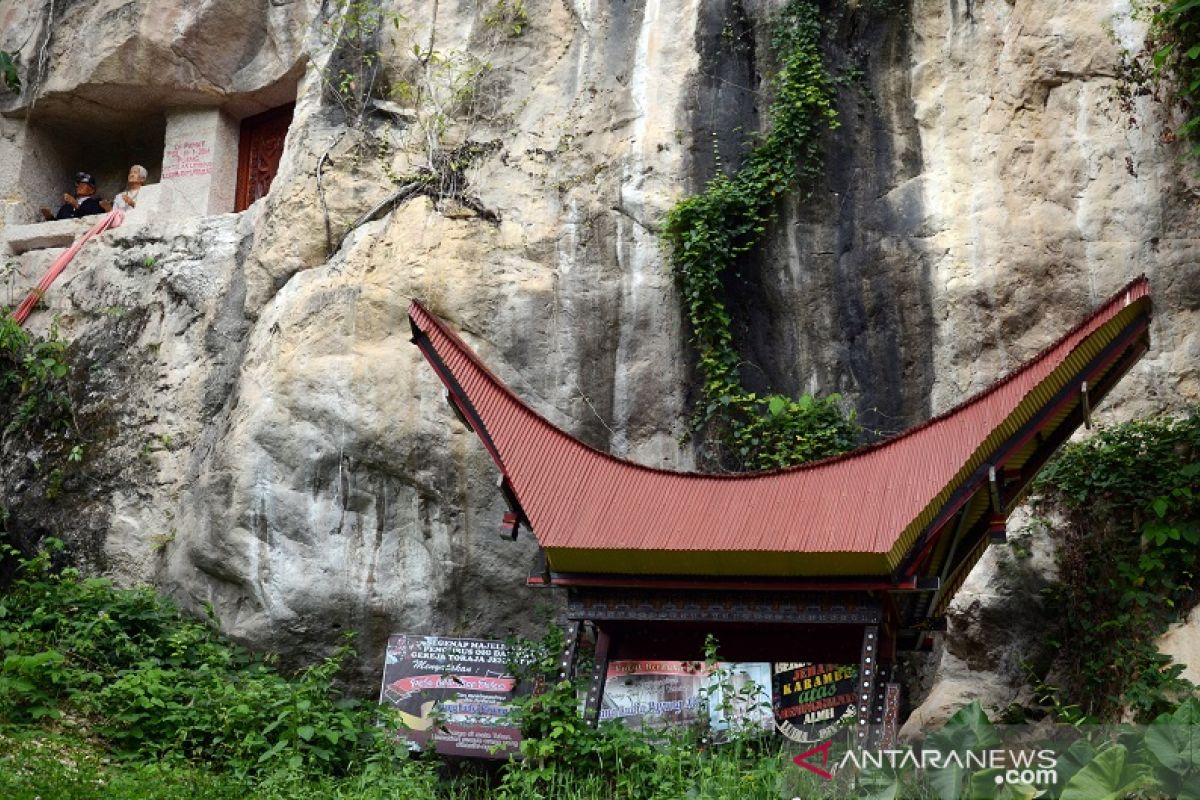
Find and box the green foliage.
[0,542,409,778]
[0,313,74,438]
[484,0,529,37]
[734,391,860,470]
[0,579,810,798]
[0,731,248,800]
[0,314,86,503]
[0,50,18,94]
[1059,743,1153,800]
[1143,696,1200,798]
[696,633,773,743]
[9,558,1200,800]
[1019,661,1091,726]
[501,626,664,798]
[855,699,1200,800]
[320,0,405,125]
[1035,410,1200,719]
[663,0,858,471]
[922,703,1003,800]
[499,628,792,799]
[1152,0,1200,158]
[0,728,443,800]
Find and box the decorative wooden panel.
[235,104,294,212]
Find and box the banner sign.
[379,634,521,759]
[601,660,773,741]
[772,662,858,743]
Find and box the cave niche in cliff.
[20,111,166,223]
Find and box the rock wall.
[0,0,1197,698]
[899,0,1200,725]
[0,0,307,226]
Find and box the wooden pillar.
[867,609,901,748]
[854,625,880,745]
[558,620,583,680]
[879,682,901,749]
[864,664,899,748]
[582,627,612,725]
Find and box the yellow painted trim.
[545,547,892,577]
[882,301,1148,571]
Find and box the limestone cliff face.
[0,0,305,116]
[0,0,1197,698]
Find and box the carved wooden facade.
[235,104,294,212]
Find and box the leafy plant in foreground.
[864,699,1200,800]
[500,628,790,799]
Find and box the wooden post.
[854,625,880,745]
[880,682,901,749]
[558,620,582,681]
[582,627,612,725]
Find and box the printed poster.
[600,660,773,741]
[772,662,858,743]
[379,634,521,758]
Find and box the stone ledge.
[3,184,162,254]
[4,218,91,254]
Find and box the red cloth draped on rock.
[10,209,124,326]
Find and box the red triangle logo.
[792,739,834,780]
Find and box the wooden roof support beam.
[443,388,474,432]
[988,466,1003,516]
[1081,380,1093,430]
[528,572,919,592]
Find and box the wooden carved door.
[235,104,294,212]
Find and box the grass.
[0,725,829,800]
[0,729,245,800]
[0,546,837,799]
[0,727,456,800]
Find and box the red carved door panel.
[235,104,294,212]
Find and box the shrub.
[0,540,406,777]
[1035,410,1200,718]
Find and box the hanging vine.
[663,0,858,471]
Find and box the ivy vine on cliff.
[663,0,858,471]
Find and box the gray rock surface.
[1161,605,1200,686]
[0,0,308,119]
[0,0,1197,702]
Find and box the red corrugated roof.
[409,277,1151,577]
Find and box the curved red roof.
[409,278,1151,578]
